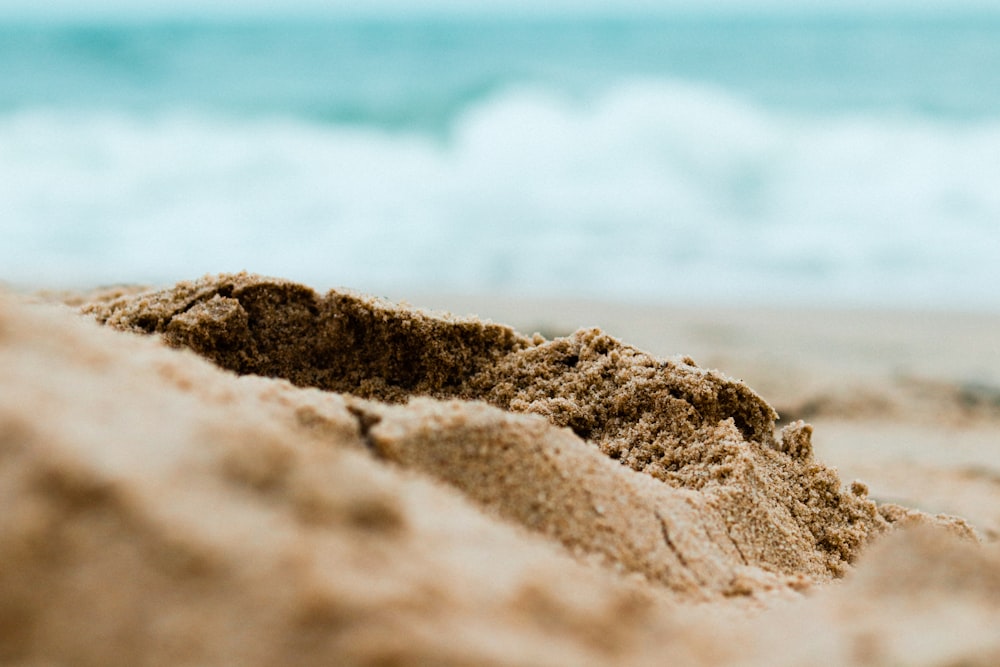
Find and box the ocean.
[2,12,1000,309]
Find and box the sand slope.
[1,273,997,666]
[410,292,1000,542]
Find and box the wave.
[3,79,1000,308]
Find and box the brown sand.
[2,272,998,666]
[408,292,1000,542]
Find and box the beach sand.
[2,273,998,666]
[408,293,1000,543]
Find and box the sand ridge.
[83,273,970,591]
[1,292,675,666]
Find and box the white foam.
[2,80,1000,308]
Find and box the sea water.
[2,12,1000,308]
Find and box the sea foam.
[2,79,999,308]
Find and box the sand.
[407,292,1000,542]
[2,272,999,666]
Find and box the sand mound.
[82,273,968,592]
[2,274,993,666]
[1,293,673,666]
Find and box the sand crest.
[1,273,996,666]
[84,272,961,592]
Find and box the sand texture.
[2,273,998,666]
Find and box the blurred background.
[2,0,999,309]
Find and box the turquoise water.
[2,14,1000,307]
[4,17,1000,125]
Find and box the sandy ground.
[2,274,999,666]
